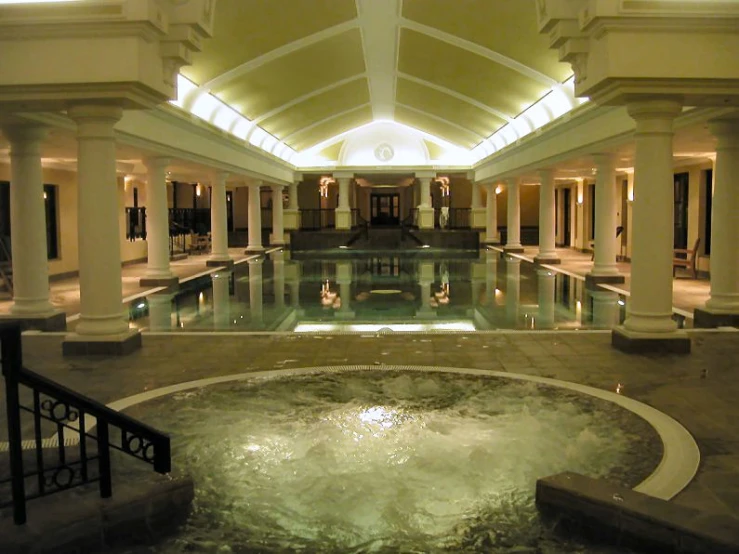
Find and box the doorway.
[563,187,572,246]
[370,193,400,226]
[226,190,234,232]
[674,172,689,249]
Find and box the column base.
[335,209,352,230]
[418,207,434,230]
[170,252,188,261]
[139,276,180,287]
[611,326,691,354]
[206,259,234,268]
[484,238,501,246]
[534,256,561,265]
[245,246,264,253]
[503,246,524,254]
[693,308,739,329]
[284,209,300,230]
[585,273,625,286]
[269,232,286,246]
[0,310,67,332]
[63,329,142,356]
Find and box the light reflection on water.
[124,371,658,554]
[127,249,688,333]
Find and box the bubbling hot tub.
[115,366,698,554]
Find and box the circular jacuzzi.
[114,366,698,553]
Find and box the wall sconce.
[627,189,634,202]
[196,183,202,197]
[43,191,48,200]
[319,176,334,198]
[438,176,451,197]
[576,178,584,205]
[495,185,503,195]
[124,175,134,189]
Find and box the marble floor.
[3,330,738,521]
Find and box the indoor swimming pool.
[117,367,678,553]
[126,249,688,333]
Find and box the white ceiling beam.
[396,102,486,142]
[252,73,368,125]
[356,0,401,120]
[397,72,513,122]
[203,19,360,91]
[400,18,558,87]
[281,103,372,146]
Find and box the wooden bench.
[673,237,700,279]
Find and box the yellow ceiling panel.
[318,141,345,162]
[182,0,357,85]
[402,0,571,83]
[396,77,506,138]
[395,106,480,149]
[288,106,373,151]
[215,29,365,120]
[260,78,370,139]
[398,28,549,117]
[423,140,447,161]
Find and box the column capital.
[333,172,354,180]
[1,122,48,144]
[626,98,682,123]
[537,168,555,183]
[210,170,229,184]
[591,153,616,168]
[708,118,739,144]
[143,156,171,171]
[271,183,284,191]
[67,103,124,124]
[415,171,436,180]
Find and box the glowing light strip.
[169,74,296,164]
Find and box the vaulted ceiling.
[181,0,573,152]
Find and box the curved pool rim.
[107,364,700,501]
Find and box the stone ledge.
[612,327,691,354]
[139,276,180,287]
[0,311,67,332]
[694,308,739,329]
[536,472,739,554]
[503,246,524,253]
[0,473,194,554]
[205,259,234,268]
[534,256,561,265]
[62,330,142,356]
[586,273,626,285]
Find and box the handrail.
[0,323,171,525]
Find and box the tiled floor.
[3,330,738,522]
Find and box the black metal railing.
[169,220,189,257]
[449,208,471,229]
[125,207,147,241]
[300,209,336,230]
[169,208,210,235]
[0,323,171,525]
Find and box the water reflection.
[127,249,688,332]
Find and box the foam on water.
[128,371,656,553]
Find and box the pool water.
[122,370,660,553]
[128,249,687,333]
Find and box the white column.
[704,119,739,314]
[417,177,435,229]
[335,177,351,230]
[589,154,621,279]
[592,290,620,329]
[504,179,522,252]
[471,183,481,209]
[621,99,683,336]
[147,293,173,331]
[142,157,176,281]
[246,182,263,252]
[272,250,286,310]
[284,181,300,231]
[270,185,285,245]
[208,171,231,263]
[485,184,499,243]
[67,104,129,337]
[288,182,299,210]
[535,170,559,263]
[2,123,56,316]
